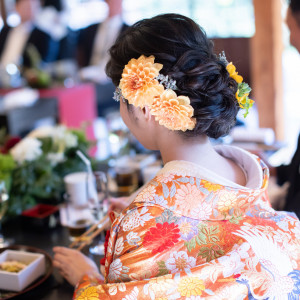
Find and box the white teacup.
[64,172,96,207]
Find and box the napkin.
[3,88,39,110]
[230,127,275,145]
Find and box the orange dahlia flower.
[150,90,196,131]
[119,55,164,108]
[226,62,243,83]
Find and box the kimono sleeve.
[73,260,250,299]
[104,204,163,283]
[73,205,250,299]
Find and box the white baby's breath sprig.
[219,51,229,65]
[113,87,124,102]
[155,74,178,90]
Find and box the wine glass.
[88,171,109,256]
[0,181,10,247]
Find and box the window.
[122,0,255,38]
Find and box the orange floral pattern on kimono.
[74,158,300,299]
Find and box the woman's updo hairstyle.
[106,13,239,139]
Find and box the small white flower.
[28,126,54,138]
[115,237,124,256]
[10,137,42,164]
[28,125,78,149]
[47,152,65,165]
[64,132,78,148]
[122,287,139,300]
[52,125,78,150]
[218,252,245,278]
[165,251,196,273]
[190,202,212,220]
[108,282,126,295]
[126,232,141,246]
[52,125,66,140]
[108,259,123,282]
[149,195,168,206]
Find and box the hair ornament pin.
[220,52,254,117]
[156,74,177,90]
[113,87,125,102]
[115,55,196,132]
[219,51,228,65]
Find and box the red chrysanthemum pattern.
[143,222,180,254]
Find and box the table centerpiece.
[0,125,91,216]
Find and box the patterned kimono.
[74,145,300,300]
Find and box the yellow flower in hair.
[224,59,254,117]
[150,89,196,131]
[119,55,164,108]
[235,91,249,108]
[226,62,243,83]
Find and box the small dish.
[21,204,60,228]
[0,245,53,300]
[0,250,45,292]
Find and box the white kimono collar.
[158,145,263,190]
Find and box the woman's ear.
[142,105,152,121]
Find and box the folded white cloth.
[3,88,39,110]
[230,127,275,145]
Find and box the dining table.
[1,216,103,300]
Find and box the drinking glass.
[89,171,109,256]
[0,181,10,247]
[108,167,138,197]
[63,193,93,242]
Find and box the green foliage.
[157,261,169,277]
[237,82,251,96]
[155,209,179,224]
[3,127,92,216]
[184,223,225,262]
[0,154,16,190]
[198,245,224,262]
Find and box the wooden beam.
[250,0,284,140]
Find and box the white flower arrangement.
[10,137,42,164]
[13,125,78,166]
[1,124,91,215]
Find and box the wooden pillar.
[251,0,284,140]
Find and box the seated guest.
[54,14,300,299]
[35,0,78,61]
[276,0,300,217]
[0,0,58,68]
[77,0,128,80]
[77,0,128,115]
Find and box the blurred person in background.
[0,0,58,68]
[36,0,78,61]
[77,0,128,115]
[275,0,300,217]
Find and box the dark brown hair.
[106,14,239,139]
[290,0,300,26]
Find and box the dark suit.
[77,21,128,116]
[57,28,79,61]
[0,25,59,67]
[277,133,300,217]
[77,22,128,67]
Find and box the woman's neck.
[159,134,215,165]
[158,133,247,186]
